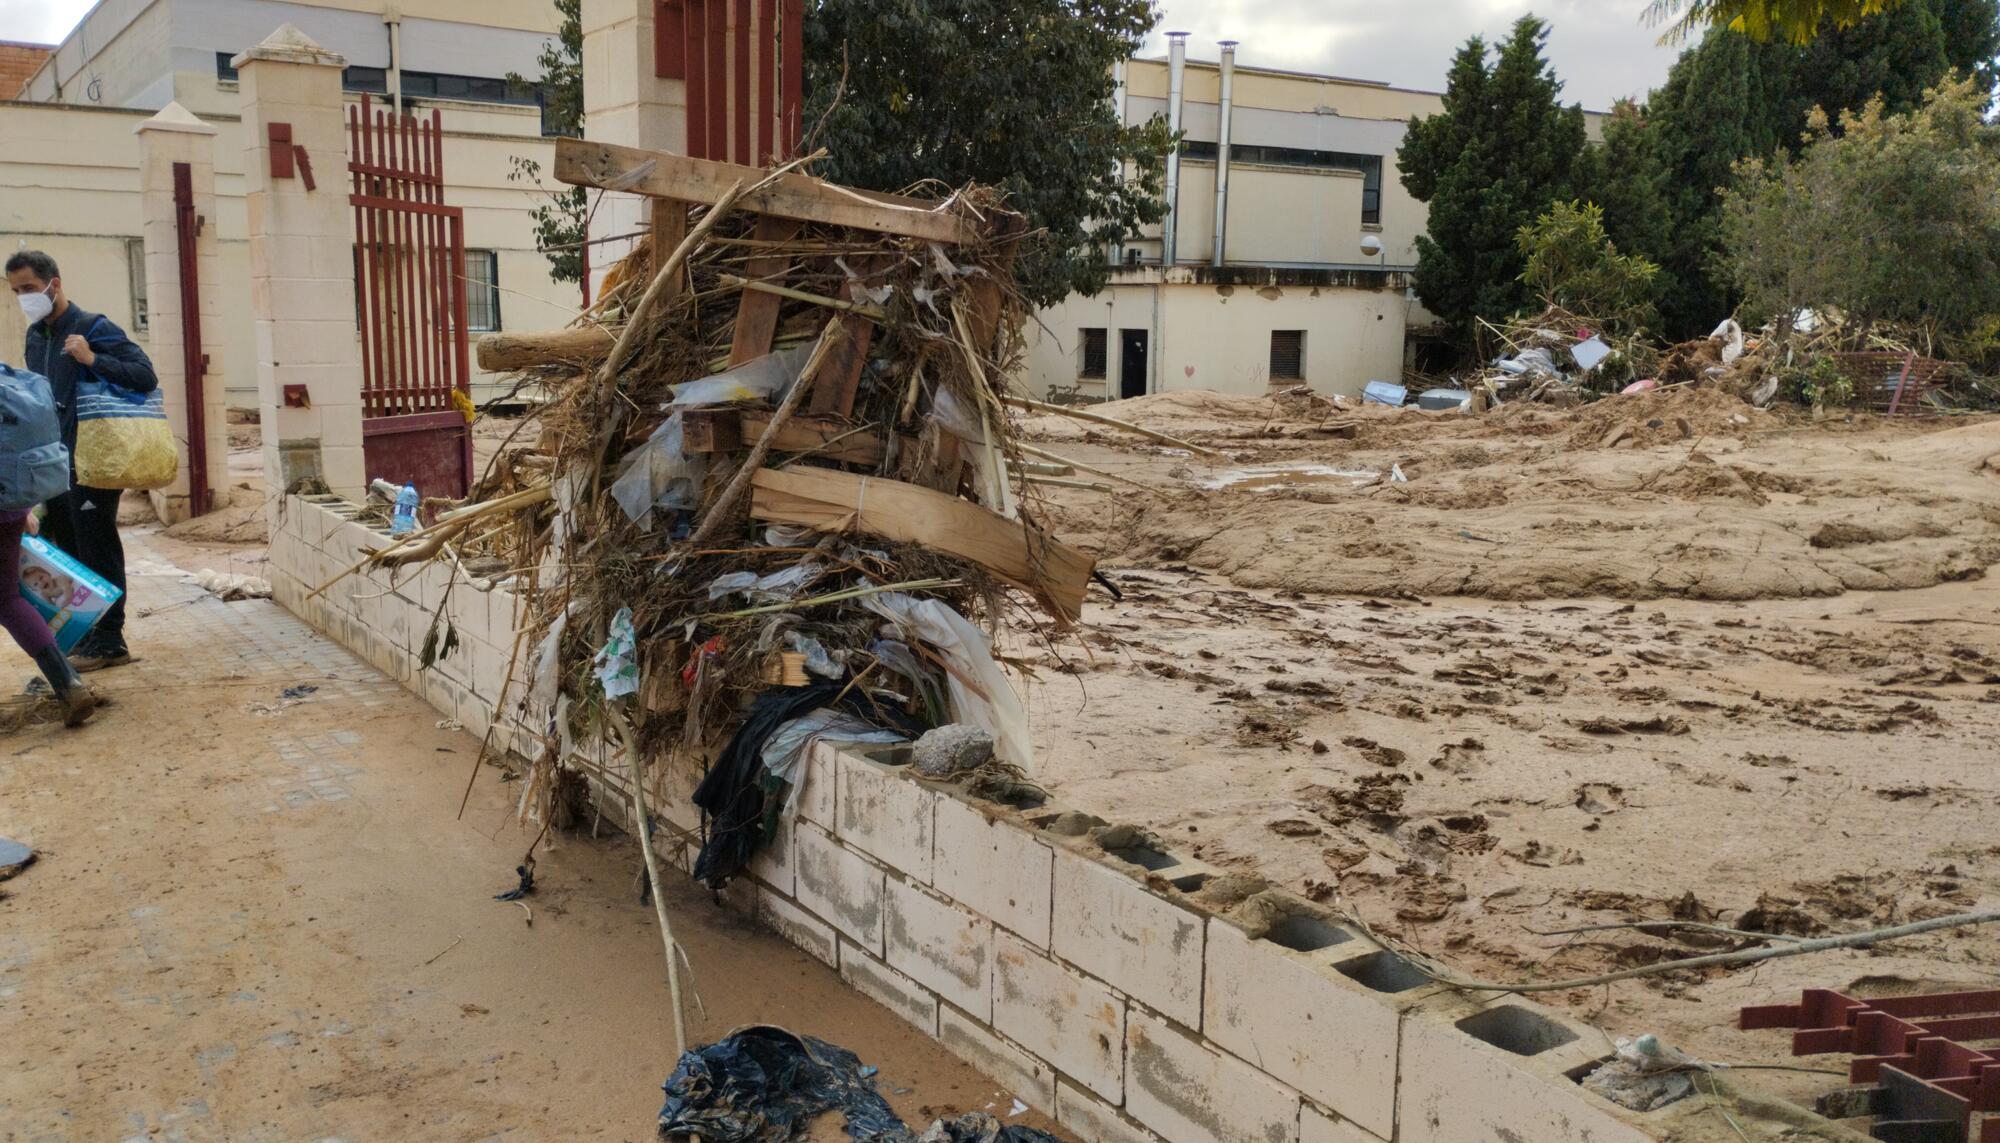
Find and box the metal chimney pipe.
[1110,58,1129,266]
[1162,31,1189,266]
[1212,40,1237,268]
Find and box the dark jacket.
[22,303,158,452]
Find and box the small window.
[1080,327,1108,379]
[342,66,389,94]
[126,238,148,332]
[463,250,501,331]
[1270,330,1305,381]
[215,51,237,82]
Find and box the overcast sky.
[5,0,1680,110]
[1140,0,1681,109]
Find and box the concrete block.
[1396,999,1646,1143]
[1301,1103,1386,1143]
[1125,1008,1300,1143]
[932,795,1054,947]
[456,687,493,740]
[1057,1080,1164,1143]
[754,890,838,968]
[836,753,934,883]
[885,877,992,1020]
[1203,915,1399,1138]
[938,1005,1056,1112]
[798,741,838,826]
[452,584,495,649]
[747,812,796,898]
[992,932,1124,1103]
[838,938,939,1037]
[1052,849,1204,1028]
[794,823,886,957]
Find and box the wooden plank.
[809,313,874,418]
[749,465,1095,622]
[963,212,1028,355]
[728,215,801,365]
[743,411,887,465]
[554,138,985,246]
[680,407,893,467]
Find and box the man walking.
[6,250,156,672]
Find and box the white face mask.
[16,288,52,325]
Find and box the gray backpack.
[0,364,71,511]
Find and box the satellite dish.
[1359,234,1385,257]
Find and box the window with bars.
[464,250,501,331]
[1270,330,1305,381]
[1080,327,1108,379]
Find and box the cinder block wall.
[268,494,1868,1143]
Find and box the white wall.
[1023,273,1409,402]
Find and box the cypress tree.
[1399,16,1589,335]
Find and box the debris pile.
[1462,304,1662,406]
[322,152,1096,887]
[1445,301,1997,416]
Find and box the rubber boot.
[33,645,97,728]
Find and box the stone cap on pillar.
[231,24,346,71]
[134,101,219,137]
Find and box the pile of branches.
[344,158,1095,885]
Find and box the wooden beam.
[475,326,614,372]
[555,138,986,246]
[749,465,1096,622]
[728,216,801,365]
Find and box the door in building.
[347,94,474,500]
[1119,330,1149,399]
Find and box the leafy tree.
[1398,16,1589,334]
[1517,201,1661,332]
[1645,0,1910,43]
[1720,78,2000,341]
[1629,0,1995,336]
[507,0,587,289]
[801,0,1173,308]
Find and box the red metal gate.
[347,94,474,499]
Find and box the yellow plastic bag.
[74,379,178,490]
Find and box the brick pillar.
[235,25,367,501]
[581,0,688,298]
[134,102,228,526]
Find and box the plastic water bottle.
[392,483,419,536]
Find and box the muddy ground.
[1013,388,2000,1106]
[138,391,2000,1116]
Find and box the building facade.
[1024,39,1596,403]
[3,0,580,406]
